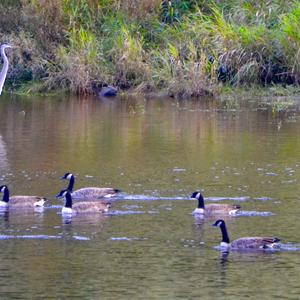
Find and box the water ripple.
[109,237,147,241]
[122,194,251,202]
[280,243,300,251]
[0,234,90,240]
[106,210,145,216]
[0,234,61,240]
[73,236,91,241]
[237,211,274,217]
[214,243,300,252]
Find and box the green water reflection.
[0,94,299,299]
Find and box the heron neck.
[220,222,230,244]
[0,48,9,69]
[2,188,9,203]
[64,193,73,208]
[0,48,9,94]
[197,195,205,209]
[67,176,75,192]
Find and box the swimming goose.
[61,172,121,199]
[56,190,111,215]
[191,192,241,215]
[0,185,46,208]
[212,219,281,250]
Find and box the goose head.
[191,191,202,199]
[57,189,73,211]
[212,219,225,227]
[60,172,74,180]
[212,219,230,248]
[191,191,205,213]
[56,189,69,198]
[0,185,9,205]
[0,185,8,193]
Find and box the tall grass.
[1,0,300,96]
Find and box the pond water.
[0,94,299,299]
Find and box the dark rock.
[99,85,118,97]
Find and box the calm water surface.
[0,94,299,299]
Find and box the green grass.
[1,0,300,97]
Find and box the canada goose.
[0,185,46,208]
[191,191,241,215]
[56,190,111,215]
[212,219,281,250]
[60,172,121,199]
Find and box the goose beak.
[60,176,65,180]
[56,193,62,198]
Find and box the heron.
[0,43,13,95]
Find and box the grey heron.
[0,43,13,95]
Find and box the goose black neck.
[64,193,73,208]
[2,188,9,203]
[197,194,205,209]
[67,176,74,192]
[220,222,230,243]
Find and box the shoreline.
[1,1,300,98]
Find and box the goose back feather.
[72,201,111,214]
[71,187,120,199]
[230,237,281,250]
[57,190,111,214]
[8,196,46,207]
[0,185,46,208]
[61,172,120,199]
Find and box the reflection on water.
[0,94,299,298]
[0,135,9,173]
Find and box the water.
[0,94,299,299]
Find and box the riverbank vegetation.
[1,0,300,97]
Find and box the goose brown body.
[204,203,241,215]
[71,201,111,214]
[0,185,46,208]
[61,173,120,199]
[71,187,119,199]
[191,192,241,215]
[230,237,281,250]
[8,196,46,208]
[57,190,111,214]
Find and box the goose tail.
[34,197,47,207]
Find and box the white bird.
[0,43,13,95]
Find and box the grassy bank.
[1,0,300,97]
